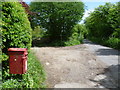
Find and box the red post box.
[8,48,28,74]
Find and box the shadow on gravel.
[32,37,67,48]
[95,49,119,56]
[90,64,120,89]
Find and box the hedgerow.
[2,2,32,52]
[1,2,46,88]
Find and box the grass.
[27,51,46,88]
[2,51,46,88]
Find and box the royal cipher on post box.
[8,48,28,74]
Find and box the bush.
[32,26,45,40]
[2,2,32,53]
[65,24,87,46]
[1,2,46,88]
[65,38,81,46]
[107,37,120,49]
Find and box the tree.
[30,1,84,42]
[85,3,114,38]
[106,2,120,49]
[85,2,120,49]
[19,0,36,20]
[107,2,120,38]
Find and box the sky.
[24,0,119,23]
[80,0,119,23]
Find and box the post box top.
[8,48,27,51]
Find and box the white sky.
[79,9,94,24]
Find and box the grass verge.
[2,51,46,88]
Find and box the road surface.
[31,39,119,88]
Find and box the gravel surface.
[31,44,113,88]
[31,40,119,88]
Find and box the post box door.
[9,52,23,74]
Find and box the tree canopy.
[30,2,84,41]
[85,2,120,49]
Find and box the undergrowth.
[88,37,120,50]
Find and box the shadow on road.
[84,39,120,56]
[90,64,120,89]
[95,49,119,56]
[32,39,49,47]
[83,39,98,45]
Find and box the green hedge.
[2,2,32,53]
[1,1,38,88]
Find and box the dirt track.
[31,44,115,88]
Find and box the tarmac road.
[83,39,119,66]
[83,39,119,88]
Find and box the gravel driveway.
[31,40,119,88]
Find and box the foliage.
[19,0,31,15]
[85,3,114,38]
[108,2,120,39]
[2,51,46,88]
[1,2,46,88]
[30,1,84,42]
[65,24,87,46]
[1,2,32,53]
[85,2,120,49]
[0,2,2,64]
[106,37,120,49]
[32,26,45,40]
